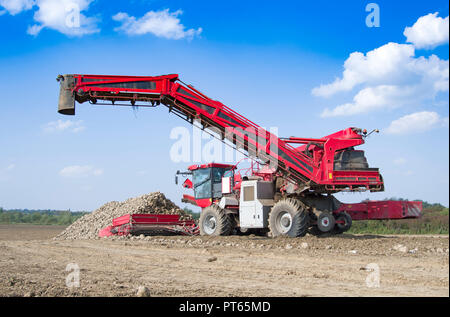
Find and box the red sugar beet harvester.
[57,74,422,237]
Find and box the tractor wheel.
[334,212,352,234]
[199,205,233,236]
[317,211,336,233]
[268,198,308,237]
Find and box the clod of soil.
[54,192,191,240]
[207,256,217,262]
[136,286,151,297]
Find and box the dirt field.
[0,224,448,297]
[0,224,67,241]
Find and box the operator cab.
[189,163,235,199]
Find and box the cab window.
[192,168,212,199]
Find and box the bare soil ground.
[0,224,67,241]
[0,225,448,297]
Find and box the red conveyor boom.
[57,73,384,194]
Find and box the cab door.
[239,181,257,228]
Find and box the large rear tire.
[268,199,308,237]
[199,205,233,236]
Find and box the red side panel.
[336,200,422,220]
[130,214,180,224]
[195,198,213,208]
[98,213,199,237]
[182,194,213,208]
[98,225,114,237]
[112,214,131,226]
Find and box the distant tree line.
[183,207,200,220]
[0,208,87,226]
[0,198,448,233]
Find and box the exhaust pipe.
[57,74,76,115]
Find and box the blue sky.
[0,0,448,211]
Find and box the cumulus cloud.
[59,165,103,178]
[1,0,99,36]
[320,83,420,117]
[313,43,418,97]
[27,0,99,36]
[384,111,448,135]
[404,13,449,49]
[113,9,202,40]
[313,13,449,118]
[43,119,85,133]
[314,38,448,117]
[0,0,34,15]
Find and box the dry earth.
[0,224,448,297]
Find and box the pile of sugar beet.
[55,192,192,240]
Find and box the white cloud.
[404,13,449,49]
[1,0,99,36]
[385,111,448,135]
[59,165,103,178]
[313,43,418,98]
[0,163,15,181]
[320,84,418,117]
[0,0,34,15]
[315,42,448,117]
[313,13,449,118]
[27,0,99,36]
[393,158,406,165]
[43,119,85,133]
[113,9,202,40]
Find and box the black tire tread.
[334,212,352,234]
[199,204,233,236]
[268,198,309,238]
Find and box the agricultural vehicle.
[56,73,422,237]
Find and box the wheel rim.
[277,211,292,234]
[320,216,330,228]
[203,215,217,235]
